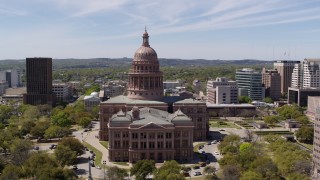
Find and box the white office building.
[52,83,70,102]
[291,58,320,89]
[207,77,238,104]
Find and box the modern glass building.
[236,68,265,101]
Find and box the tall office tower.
[0,71,6,82]
[302,58,320,88]
[236,68,265,101]
[313,107,320,179]
[207,77,238,104]
[261,68,281,101]
[274,60,300,94]
[291,63,302,88]
[5,69,19,88]
[291,58,320,88]
[23,57,55,106]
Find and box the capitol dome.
[127,28,164,100]
[133,29,157,61]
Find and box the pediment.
[138,122,166,129]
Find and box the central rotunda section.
[127,29,164,100]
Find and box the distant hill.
[0,58,273,70]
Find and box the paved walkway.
[82,122,131,169]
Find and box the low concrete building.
[288,87,320,106]
[163,80,184,90]
[0,81,9,95]
[108,107,194,163]
[207,77,238,104]
[284,119,301,129]
[206,103,256,117]
[307,96,320,120]
[102,84,125,98]
[84,92,100,110]
[52,83,70,102]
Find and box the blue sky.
[1,0,320,60]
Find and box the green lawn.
[190,176,207,180]
[100,141,109,149]
[113,162,129,166]
[83,142,103,166]
[209,120,240,129]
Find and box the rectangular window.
[149,133,155,139]
[157,133,163,139]
[166,132,172,139]
[132,133,138,139]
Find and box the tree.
[218,134,241,154]
[263,115,279,125]
[203,166,216,176]
[23,153,77,179]
[250,157,280,179]
[296,116,310,125]
[44,125,71,139]
[21,105,40,121]
[244,129,255,142]
[296,126,314,144]
[91,105,99,119]
[85,84,100,95]
[77,116,91,128]
[105,166,128,180]
[58,137,83,155]
[20,120,36,135]
[154,160,184,180]
[130,159,156,180]
[0,130,14,154]
[239,96,252,103]
[0,164,22,180]
[221,165,241,180]
[37,104,52,116]
[293,159,311,176]
[276,104,302,119]
[10,138,33,165]
[30,118,50,138]
[54,145,77,166]
[240,171,263,180]
[0,105,14,124]
[286,173,310,180]
[263,97,274,103]
[51,111,72,127]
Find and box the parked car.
[193,165,200,170]
[72,165,78,170]
[199,162,206,167]
[49,144,57,150]
[211,140,217,144]
[33,146,39,150]
[96,166,101,169]
[182,172,190,177]
[193,172,202,176]
[214,151,219,155]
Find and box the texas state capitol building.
[99,30,208,163]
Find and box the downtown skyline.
[1,0,320,60]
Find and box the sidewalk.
[83,125,131,169]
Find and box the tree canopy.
[130,159,156,180]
